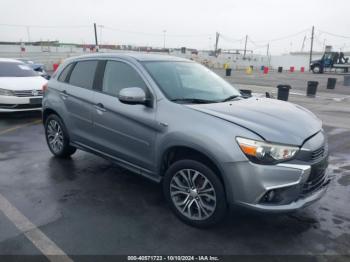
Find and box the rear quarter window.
[57,63,74,82]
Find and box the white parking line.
[0,193,73,262]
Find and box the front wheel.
[45,114,76,158]
[312,65,322,74]
[163,160,227,227]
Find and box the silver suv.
[43,53,330,227]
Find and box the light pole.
[163,30,166,49]
[94,23,99,52]
[26,26,31,43]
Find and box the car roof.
[66,52,190,63]
[0,58,24,63]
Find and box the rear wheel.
[163,160,227,227]
[45,114,76,158]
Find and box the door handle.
[94,103,107,112]
[60,90,68,100]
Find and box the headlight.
[236,137,299,164]
[0,88,14,96]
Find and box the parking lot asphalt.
[0,107,350,259]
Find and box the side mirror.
[119,87,147,105]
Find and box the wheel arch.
[159,145,226,186]
[42,108,60,125]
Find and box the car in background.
[16,58,51,80]
[0,58,47,112]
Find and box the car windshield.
[143,61,241,103]
[0,62,38,77]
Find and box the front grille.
[302,171,326,195]
[301,158,328,196]
[311,146,325,160]
[0,103,42,109]
[13,90,43,97]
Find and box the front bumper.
[244,178,329,212]
[222,157,330,212]
[0,95,42,112]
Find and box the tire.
[163,159,227,228]
[45,114,76,158]
[312,65,321,74]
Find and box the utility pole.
[309,26,314,70]
[94,23,99,52]
[26,26,31,43]
[301,35,306,52]
[214,32,220,56]
[163,30,166,49]
[243,35,248,59]
[266,43,270,67]
[266,43,270,57]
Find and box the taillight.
[42,83,48,93]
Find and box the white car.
[0,58,47,112]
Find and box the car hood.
[0,76,47,91]
[186,97,322,146]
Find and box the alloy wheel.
[170,169,217,221]
[47,120,64,153]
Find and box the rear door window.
[68,60,98,89]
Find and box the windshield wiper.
[220,95,241,102]
[170,98,217,104]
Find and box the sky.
[1,0,350,54]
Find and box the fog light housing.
[261,190,283,204]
